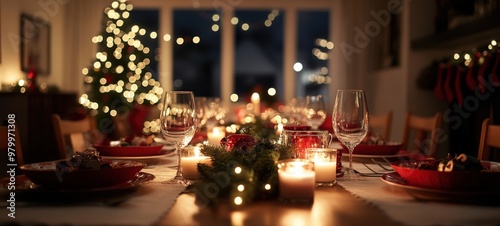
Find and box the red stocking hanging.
[454,66,465,106]
[444,64,455,103]
[491,50,500,87]
[477,52,492,94]
[434,63,447,101]
[466,52,481,91]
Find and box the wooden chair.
[477,118,500,161]
[52,114,96,159]
[112,114,135,139]
[369,111,393,141]
[401,112,443,158]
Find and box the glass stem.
[348,147,354,171]
[175,145,182,178]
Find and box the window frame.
[132,0,338,104]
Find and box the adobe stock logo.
[339,0,405,63]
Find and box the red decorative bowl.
[342,142,402,155]
[390,160,500,191]
[20,160,146,189]
[94,145,164,156]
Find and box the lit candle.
[278,159,315,203]
[306,148,337,186]
[207,126,226,145]
[276,123,284,135]
[181,146,211,180]
[251,92,260,116]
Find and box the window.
[296,11,331,99]
[234,10,283,106]
[128,1,334,104]
[173,10,221,97]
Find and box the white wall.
[0,0,107,94]
[0,1,25,86]
[342,0,409,142]
[0,0,66,90]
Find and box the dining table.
[2,150,500,226]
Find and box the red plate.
[342,142,402,155]
[381,172,500,205]
[94,145,164,156]
[20,160,146,189]
[390,160,500,191]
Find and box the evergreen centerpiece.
[194,134,294,207]
[235,117,280,141]
[78,0,163,133]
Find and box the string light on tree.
[79,0,163,129]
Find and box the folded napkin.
[1,155,185,226]
[338,162,500,226]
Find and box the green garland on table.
[234,118,280,141]
[193,139,294,207]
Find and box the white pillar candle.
[314,161,337,182]
[278,160,315,203]
[306,148,337,186]
[207,126,226,145]
[181,147,211,180]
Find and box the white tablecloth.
[338,161,500,226]
[0,155,186,226]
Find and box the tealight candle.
[207,126,226,145]
[181,146,211,180]
[278,159,315,203]
[306,148,337,186]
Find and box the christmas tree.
[78,0,163,136]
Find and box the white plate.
[331,142,410,159]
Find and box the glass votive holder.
[283,130,331,158]
[277,159,315,204]
[180,146,211,180]
[207,126,226,145]
[306,148,337,186]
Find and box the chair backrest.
[112,114,134,139]
[477,118,500,160]
[402,112,443,158]
[0,125,24,165]
[52,114,95,159]
[369,111,393,141]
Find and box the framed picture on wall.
[20,14,50,75]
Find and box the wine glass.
[287,97,306,124]
[303,95,327,129]
[160,91,197,185]
[332,90,369,180]
[195,96,208,130]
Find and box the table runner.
[0,156,186,226]
[338,162,500,226]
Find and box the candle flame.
[251,92,260,103]
[289,162,306,174]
